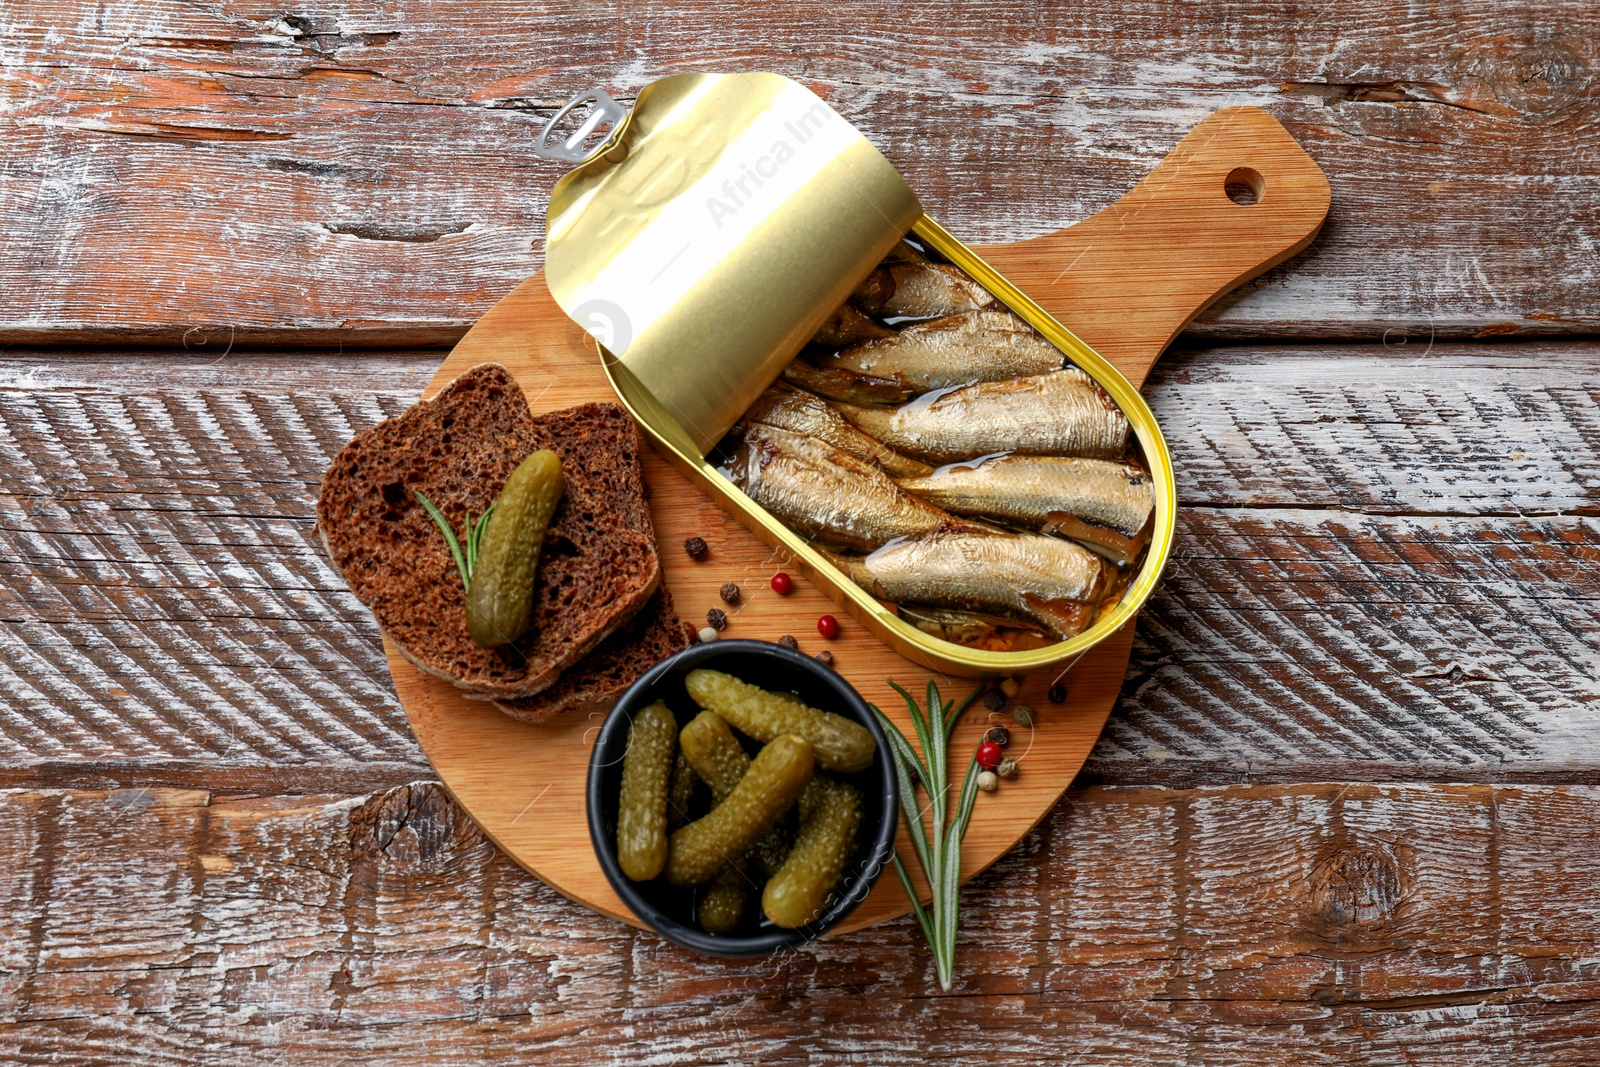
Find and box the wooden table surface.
[2,3,1597,1063]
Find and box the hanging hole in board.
[1225,167,1264,206]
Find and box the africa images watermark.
[571,297,634,355]
[568,98,837,360]
[703,99,835,230]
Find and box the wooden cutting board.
[393,105,1330,935]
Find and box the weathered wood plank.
[1151,343,1600,517]
[1102,508,1599,786]
[1,2,1596,343]
[1,781,1598,1063]
[0,344,1594,785]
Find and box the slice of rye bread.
[492,586,694,724]
[317,363,662,701]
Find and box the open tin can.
[535,72,1175,678]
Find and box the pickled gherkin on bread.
[463,448,565,648]
[317,363,685,714]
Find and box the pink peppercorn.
[976,740,1004,770]
[816,614,840,639]
[771,572,794,595]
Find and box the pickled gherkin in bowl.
[587,640,897,957]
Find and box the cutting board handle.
[975,106,1331,389]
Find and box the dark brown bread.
[317,364,660,700]
[492,587,694,724]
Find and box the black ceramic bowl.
[586,639,898,957]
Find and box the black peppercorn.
[777,634,799,650]
[706,608,727,631]
[983,688,1005,711]
[1048,683,1066,704]
[985,725,1010,746]
[683,536,708,560]
[814,650,833,666]
[719,582,740,605]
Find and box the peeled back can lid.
[539,72,922,456]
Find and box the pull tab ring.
[533,87,628,164]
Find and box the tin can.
[535,72,1175,678]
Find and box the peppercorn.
[985,725,1010,747]
[697,626,719,644]
[706,607,727,631]
[1012,705,1035,729]
[719,582,741,605]
[777,634,799,651]
[1000,678,1020,698]
[817,614,839,639]
[814,650,833,667]
[976,770,999,792]
[996,757,1018,780]
[983,688,1004,711]
[976,740,1003,769]
[770,572,793,595]
[684,536,709,561]
[1047,684,1067,704]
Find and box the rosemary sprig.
[466,504,494,575]
[415,490,494,591]
[870,681,983,991]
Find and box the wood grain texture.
[5,0,1597,1050]
[977,107,1329,385]
[2,780,1598,1064]
[2,1,1596,343]
[1101,508,1600,787]
[0,341,1593,793]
